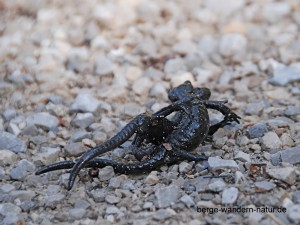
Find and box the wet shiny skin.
[36,81,240,190]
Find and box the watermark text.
[196,206,286,214]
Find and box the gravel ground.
[1,0,300,224]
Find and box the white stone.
[132,77,153,96]
[222,187,239,204]
[208,157,239,172]
[124,66,143,82]
[261,132,282,150]
[0,150,19,166]
[267,167,296,185]
[219,33,248,57]
[234,151,251,162]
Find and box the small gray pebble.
[64,142,85,157]
[106,206,122,215]
[195,163,208,173]
[234,151,251,162]
[89,189,107,202]
[236,135,250,146]
[198,35,217,55]
[183,181,196,193]
[246,123,268,139]
[95,55,115,76]
[221,187,239,204]
[245,101,265,115]
[164,58,187,76]
[287,204,300,224]
[45,193,65,208]
[34,147,60,165]
[2,109,17,121]
[9,71,34,85]
[280,133,294,147]
[0,167,5,180]
[7,123,21,136]
[46,185,61,196]
[0,184,15,193]
[179,161,193,173]
[121,179,136,191]
[261,132,282,150]
[9,190,36,201]
[70,130,91,142]
[150,83,168,100]
[270,152,282,166]
[29,135,48,145]
[20,200,35,212]
[48,95,63,104]
[71,113,95,129]
[2,213,24,225]
[67,47,90,73]
[193,177,210,192]
[214,136,228,148]
[285,106,300,116]
[70,93,101,113]
[92,130,107,144]
[269,66,300,86]
[111,148,126,158]
[98,166,115,181]
[263,2,291,23]
[172,40,196,55]
[21,124,39,136]
[201,193,215,201]
[69,208,86,220]
[134,37,157,56]
[292,191,300,204]
[204,0,245,19]
[219,33,247,58]
[143,67,164,82]
[10,159,36,181]
[254,181,276,191]
[26,112,60,131]
[74,199,90,209]
[145,173,159,185]
[180,194,195,207]
[208,157,239,172]
[266,117,294,128]
[132,77,153,96]
[155,185,180,208]
[0,203,22,216]
[143,202,154,209]
[0,131,27,153]
[0,150,18,166]
[267,167,296,185]
[280,146,300,164]
[105,195,120,204]
[208,179,226,192]
[121,103,145,117]
[153,208,176,221]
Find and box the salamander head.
[168,81,193,101]
[193,87,211,100]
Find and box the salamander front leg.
[204,100,241,124]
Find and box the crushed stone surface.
[0,1,300,224]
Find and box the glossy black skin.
[36,81,240,190]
